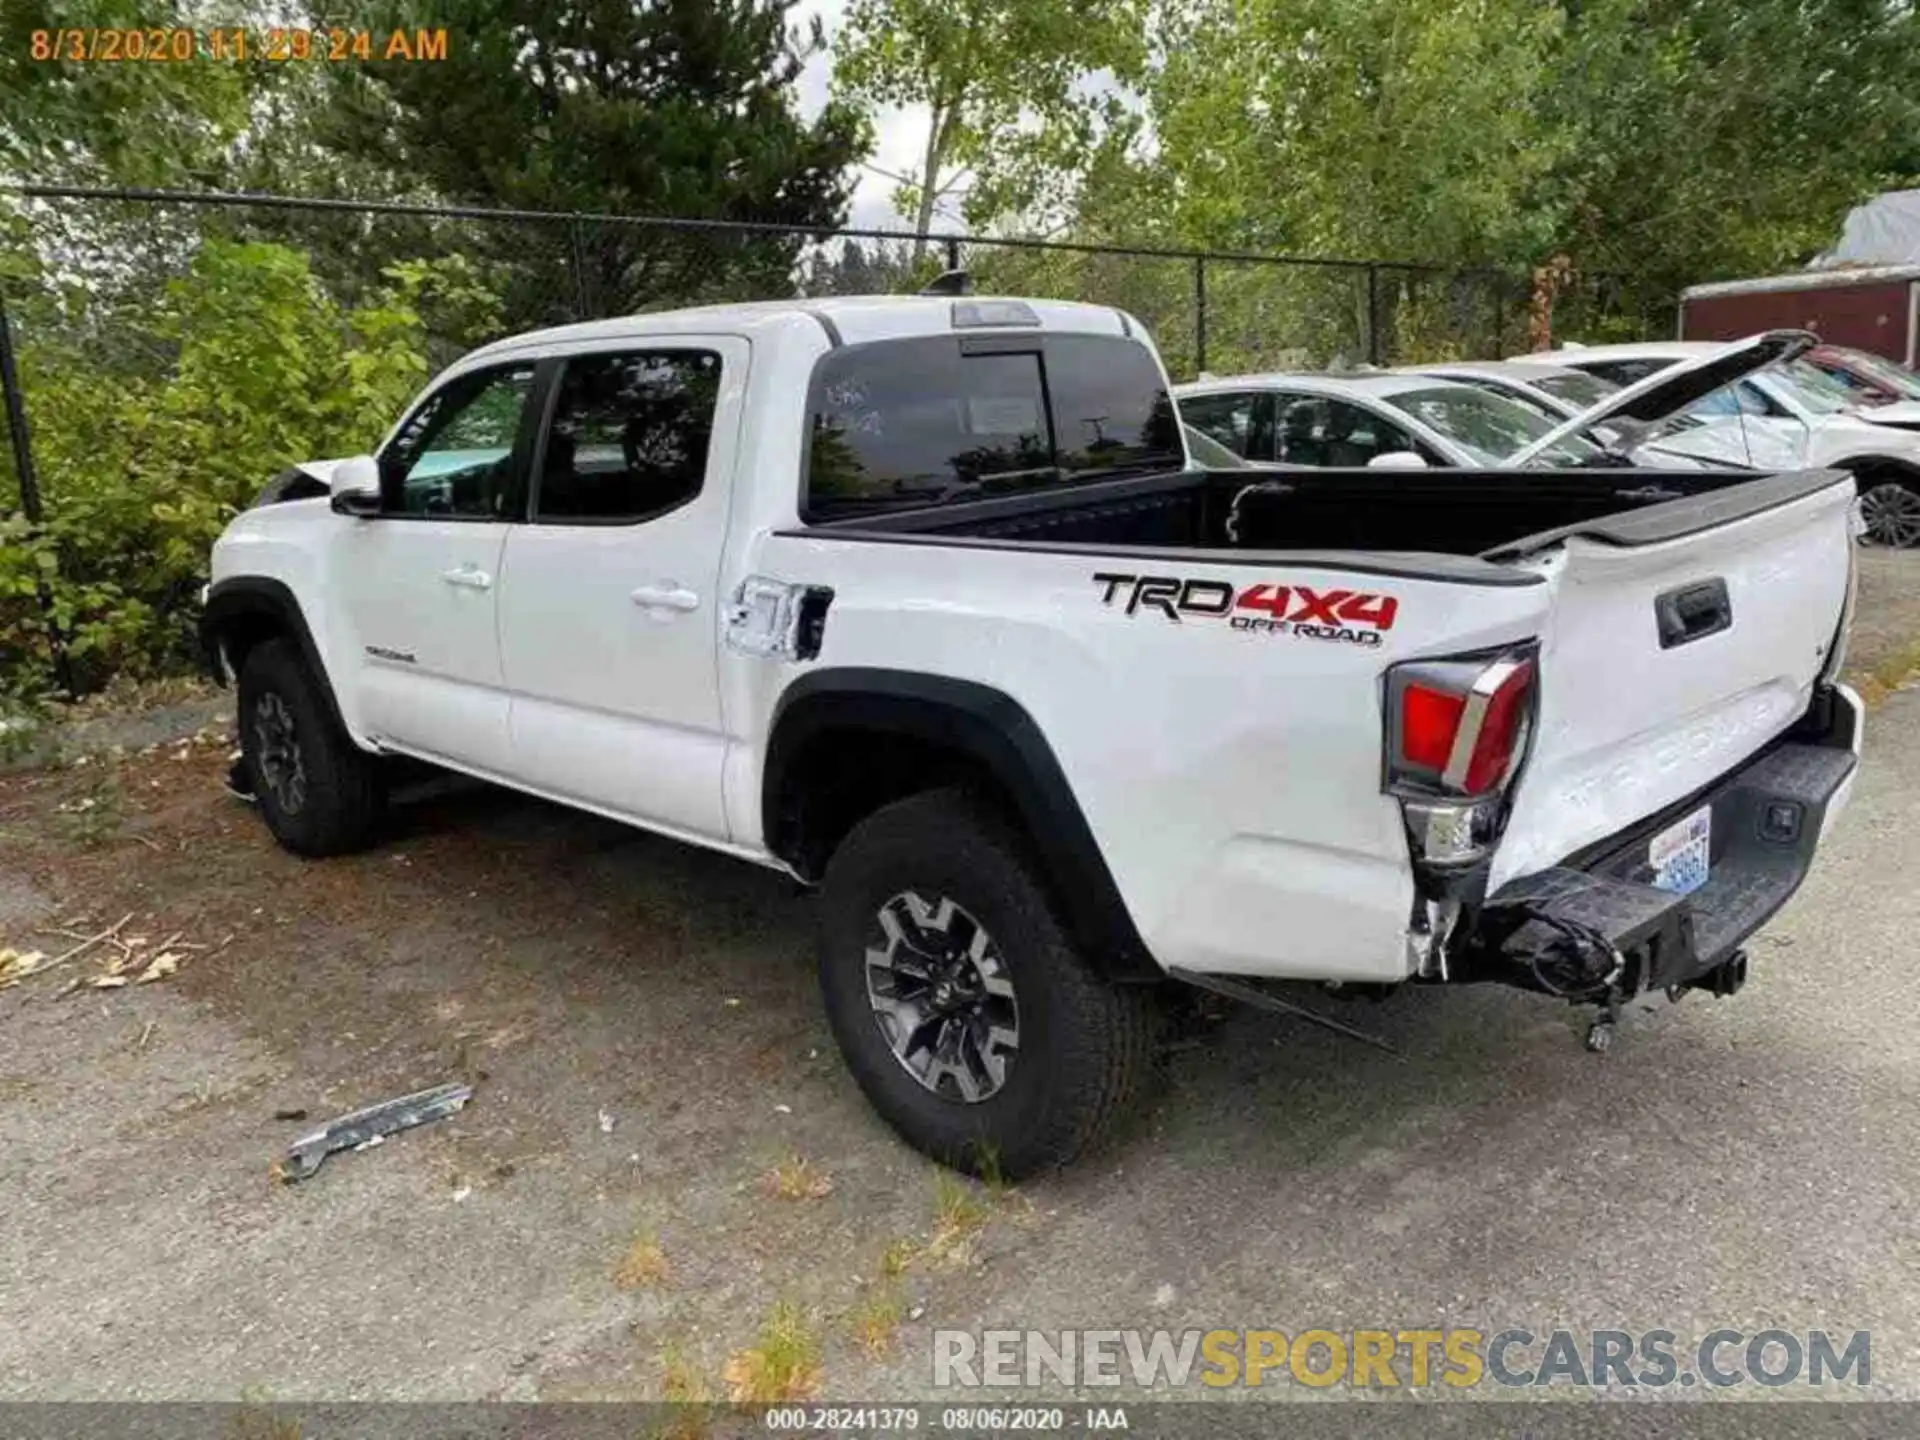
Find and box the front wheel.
[236,638,385,856]
[818,788,1156,1178]
[1858,477,1920,548]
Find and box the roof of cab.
[464,294,1134,363]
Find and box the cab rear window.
[804,333,1181,520]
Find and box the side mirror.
[1367,450,1429,470]
[328,455,384,518]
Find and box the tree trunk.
[911,100,948,265]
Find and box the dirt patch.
[0,735,1031,1400]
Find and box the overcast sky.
[792,0,949,233]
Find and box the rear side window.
[805,334,1179,519]
[1180,392,1257,455]
[535,350,721,523]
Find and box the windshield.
[1826,349,1920,401]
[1388,386,1601,465]
[1455,378,1558,421]
[1528,370,1619,409]
[1767,359,1857,415]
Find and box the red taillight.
[1458,659,1534,793]
[1400,683,1466,772]
[1389,651,1536,797]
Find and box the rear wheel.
[818,788,1155,1178]
[1858,477,1920,548]
[237,639,384,856]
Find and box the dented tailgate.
[1487,470,1857,891]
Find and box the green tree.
[831,0,1147,250]
[319,0,869,323]
[0,0,255,187]
[1540,0,1920,300]
[0,241,448,691]
[1126,0,1569,263]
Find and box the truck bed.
[800,464,1845,568]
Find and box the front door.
[338,360,539,775]
[497,339,744,841]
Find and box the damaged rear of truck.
[746,309,1862,1077]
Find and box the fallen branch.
[42,912,134,974]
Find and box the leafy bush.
[1,240,493,695]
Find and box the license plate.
[1648,804,1712,896]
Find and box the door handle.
[440,565,493,591]
[630,584,701,613]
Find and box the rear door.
[496,338,746,841]
[1487,473,1857,889]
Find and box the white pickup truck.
[202,292,1865,1176]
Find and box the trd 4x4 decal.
[1092,572,1399,647]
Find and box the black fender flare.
[1835,454,1920,488]
[764,668,1160,982]
[199,576,350,736]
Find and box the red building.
[1679,265,1920,367]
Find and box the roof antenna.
[919,268,974,297]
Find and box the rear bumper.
[1464,683,1862,996]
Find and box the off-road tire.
[818,787,1156,1178]
[236,638,384,857]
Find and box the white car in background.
[1175,371,1610,471]
[1514,341,1920,545]
[1178,333,1814,475]
[1393,359,1620,422]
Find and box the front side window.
[1272,395,1330,465]
[1270,395,1423,467]
[536,350,722,523]
[381,363,538,518]
[1321,399,1415,464]
[805,335,1179,519]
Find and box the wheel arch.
[200,577,351,736]
[763,669,1160,982]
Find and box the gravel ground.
[0,552,1915,1405]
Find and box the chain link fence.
[0,186,1655,697]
